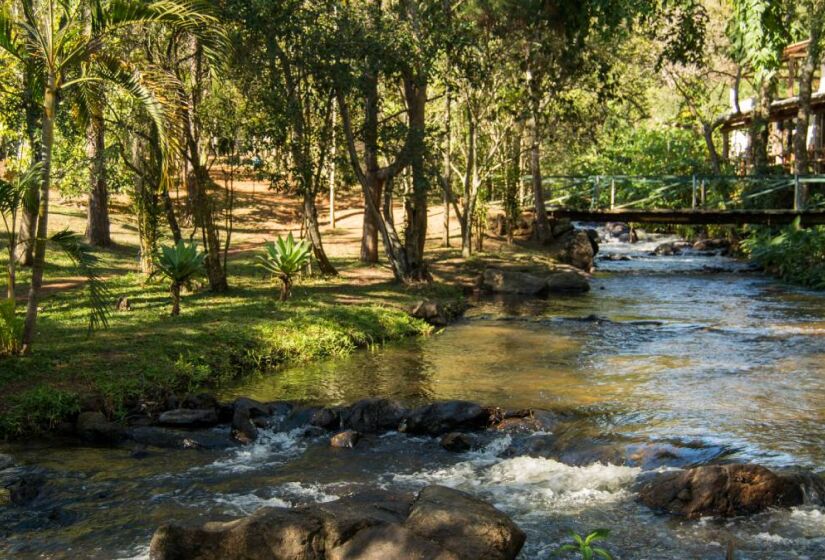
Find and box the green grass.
[0,246,456,437]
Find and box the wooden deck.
[549,208,825,226]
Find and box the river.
[2,230,825,559]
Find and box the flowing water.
[3,230,825,559]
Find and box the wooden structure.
[719,40,825,172]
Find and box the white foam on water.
[214,493,291,515]
[393,436,639,516]
[116,546,149,560]
[203,427,310,473]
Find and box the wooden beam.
[549,208,825,226]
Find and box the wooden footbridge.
[530,175,825,226]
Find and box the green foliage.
[742,219,825,289]
[0,298,22,356]
[156,240,207,284]
[556,529,614,560]
[0,386,80,436]
[50,229,113,334]
[257,233,312,300]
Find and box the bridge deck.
[549,208,825,226]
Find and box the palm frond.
[49,230,113,335]
[0,5,23,60]
[155,240,206,282]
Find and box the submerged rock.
[409,300,457,327]
[440,432,477,452]
[482,268,548,296]
[330,430,360,449]
[638,464,825,518]
[653,242,683,256]
[148,485,524,560]
[402,401,490,436]
[545,270,590,293]
[693,238,731,252]
[231,398,271,444]
[0,453,14,471]
[128,427,232,450]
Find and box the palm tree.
[155,240,205,316]
[0,0,226,353]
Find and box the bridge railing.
[526,175,825,212]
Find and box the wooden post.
[692,175,697,210]
[592,176,600,210]
[610,178,616,210]
[701,178,706,208]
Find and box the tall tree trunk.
[462,108,477,258]
[303,191,337,275]
[86,110,111,246]
[360,71,382,264]
[528,114,549,242]
[170,282,181,316]
[442,90,452,247]
[794,21,822,189]
[750,78,774,175]
[132,137,156,274]
[21,76,57,354]
[402,72,428,279]
[18,95,41,266]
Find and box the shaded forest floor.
[0,177,529,437]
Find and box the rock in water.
[405,486,526,560]
[330,430,360,448]
[157,408,219,428]
[231,397,271,444]
[440,432,476,452]
[409,300,450,327]
[545,271,590,293]
[0,453,14,470]
[341,398,407,433]
[561,230,597,272]
[402,401,489,436]
[638,464,825,518]
[149,486,524,560]
[76,411,126,444]
[482,268,548,296]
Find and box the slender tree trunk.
[703,123,722,175]
[18,98,41,266]
[132,138,156,274]
[170,282,181,316]
[86,110,111,246]
[303,191,337,275]
[528,114,549,242]
[462,109,477,258]
[443,91,452,247]
[279,275,291,302]
[162,186,182,244]
[21,77,57,354]
[794,21,822,191]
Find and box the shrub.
[0,299,22,356]
[155,241,207,315]
[742,219,825,289]
[257,233,312,301]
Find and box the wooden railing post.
[610,178,616,210]
[794,175,802,211]
[701,178,706,209]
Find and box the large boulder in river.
[559,230,597,272]
[402,401,490,436]
[341,398,407,433]
[148,486,525,560]
[638,464,825,518]
[406,486,526,560]
[545,270,590,293]
[231,397,271,444]
[482,268,548,296]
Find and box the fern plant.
[257,233,312,301]
[556,529,614,560]
[155,241,206,316]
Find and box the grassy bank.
[0,246,461,437]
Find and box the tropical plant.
[0,162,41,300]
[556,529,614,560]
[742,219,825,289]
[0,298,23,356]
[257,233,312,301]
[0,0,225,353]
[155,240,206,316]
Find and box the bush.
[742,219,825,288]
[0,299,22,356]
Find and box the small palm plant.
[0,163,42,301]
[257,233,312,301]
[155,241,206,316]
[556,529,613,560]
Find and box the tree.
[728,0,791,174]
[156,240,205,315]
[0,0,224,353]
[793,1,825,182]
